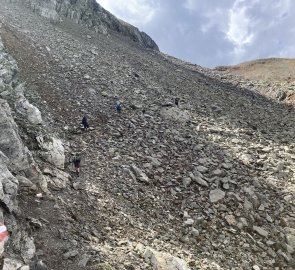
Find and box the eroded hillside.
[215,58,295,105]
[0,0,294,270]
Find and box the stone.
[0,99,30,172]
[212,169,224,176]
[2,258,23,270]
[130,164,149,183]
[189,172,208,187]
[63,249,79,259]
[283,195,292,202]
[222,163,233,169]
[16,175,37,191]
[34,260,48,270]
[144,247,189,270]
[14,84,42,125]
[196,166,208,173]
[45,169,70,189]
[191,228,199,237]
[0,151,19,211]
[78,255,90,267]
[184,219,194,226]
[276,91,287,101]
[182,177,192,187]
[36,136,65,169]
[93,263,114,270]
[286,234,295,249]
[252,265,260,270]
[21,236,36,263]
[209,189,225,203]
[225,215,237,226]
[253,226,269,238]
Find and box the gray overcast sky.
[97,0,295,68]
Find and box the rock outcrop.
[23,0,159,50]
[0,28,62,268]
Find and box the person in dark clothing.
[116,101,122,113]
[175,97,180,107]
[81,114,89,130]
[72,153,81,176]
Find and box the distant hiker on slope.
[116,100,122,113]
[72,152,81,176]
[175,97,180,107]
[81,114,89,130]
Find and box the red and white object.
[0,224,9,242]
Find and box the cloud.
[183,0,198,12]
[97,0,295,68]
[226,4,254,55]
[98,0,157,26]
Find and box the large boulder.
[0,99,30,173]
[36,135,65,169]
[144,247,190,270]
[14,84,42,125]
[0,151,19,212]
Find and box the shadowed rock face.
[23,0,159,50]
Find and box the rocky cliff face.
[23,0,159,50]
[0,31,67,268]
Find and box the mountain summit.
[24,0,159,50]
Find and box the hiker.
[72,152,81,176]
[116,100,122,113]
[81,114,89,130]
[175,97,180,107]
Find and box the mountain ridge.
[215,58,295,82]
[23,0,159,50]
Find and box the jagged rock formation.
[23,0,159,50]
[0,27,66,268]
[0,0,294,269]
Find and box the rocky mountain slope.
[214,58,295,104]
[215,58,295,82]
[23,0,158,50]
[0,0,294,269]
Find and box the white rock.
[184,219,194,226]
[0,151,19,211]
[14,84,42,125]
[144,247,190,270]
[0,99,30,172]
[286,234,295,249]
[196,165,208,173]
[225,215,237,226]
[21,236,35,263]
[37,136,65,169]
[131,164,149,183]
[209,189,225,203]
[191,228,199,237]
[182,177,192,187]
[2,258,23,270]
